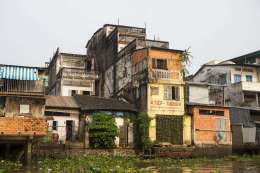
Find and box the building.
[86,24,146,97]
[47,48,98,96]
[0,64,48,161]
[189,50,260,147]
[45,95,137,148]
[187,103,232,146]
[86,24,187,145]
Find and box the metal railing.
[0,117,48,136]
[0,79,44,95]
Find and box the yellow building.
[132,47,191,144]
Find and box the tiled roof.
[74,95,137,112]
[46,95,137,112]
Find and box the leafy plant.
[88,112,118,149]
[135,112,152,151]
[181,47,193,78]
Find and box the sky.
[0,0,260,74]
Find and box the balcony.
[0,79,44,96]
[149,69,182,82]
[241,82,260,92]
[0,117,48,136]
[58,68,98,81]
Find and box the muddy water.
[15,160,260,173]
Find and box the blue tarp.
[0,65,39,80]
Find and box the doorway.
[66,120,74,141]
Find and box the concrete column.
[84,127,89,148]
[256,93,259,107]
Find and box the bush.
[88,113,118,149]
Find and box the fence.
[0,117,47,136]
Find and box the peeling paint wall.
[4,96,45,118]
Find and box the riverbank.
[1,155,260,173]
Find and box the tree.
[88,112,118,149]
[181,47,193,78]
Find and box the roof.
[0,65,39,80]
[186,102,229,108]
[74,95,137,112]
[45,95,137,112]
[229,50,260,63]
[45,96,79,109]
[190,63,260,81]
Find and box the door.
[156,115,183,145]
[66,120,73,141]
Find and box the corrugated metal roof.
[0,65,39,80]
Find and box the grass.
[0,160,22,173]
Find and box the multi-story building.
[86,24,146,97]
[47,48,98,96]
[188,50,260,146]
[190,50,260,107]
[86,24,188,145]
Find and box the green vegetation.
[135,112,152,151]
[38,155,260,173]
[1,155,260,173]
[181,47,193,77]
[88,113,118,149]
[0,160,22,173]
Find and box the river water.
[15,160,260,173]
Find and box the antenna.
[117,18,120,26]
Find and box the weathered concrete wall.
[61,85,94,96]
[188,85,209,104]
[5,96,45,117]
[104,66,114,98]
[183,115,192,145]
[47,113,79,142]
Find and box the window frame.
[234,74,241,83]
[246,75,253,82]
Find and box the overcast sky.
[1,0,260,74]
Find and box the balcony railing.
[231,81,260,92]
[58,68,98,80]
[0,117,48,136]
[0,79,44,96]
[149,69,182,81]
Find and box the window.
[246,75,253,82]
[20,104,30,114]
[71,90,77,96]
[164,86,179,100]
[234,74,241,83]
[152,59,167,70]
[52,121,58,130]
[199,109,224,116]
[83,91,90,96]
[86,60,92,72]
[150,87,159,96]
[135,87,140,99]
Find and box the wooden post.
[25,136,33,165]
[5,143,10,159]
